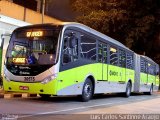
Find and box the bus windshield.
[5,28,61,76]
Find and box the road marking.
[136,98,148,101]
[18,94,160,119]
[19,100,125,119]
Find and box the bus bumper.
[3,78,57,95]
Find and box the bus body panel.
[108,65,121,83]
[126,69,135,83]
[139,73,152,92]
[94,81,127,93]
[57,63,99,95]
[3,78,58,95]
[140,73,148,84]
[156,75,159,86]
[57,63,129,95]
[121,67,126,83]
[102,63,108,81]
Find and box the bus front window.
[6,29,61,76]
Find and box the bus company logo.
[109,70,118,76]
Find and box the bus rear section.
[134,54,159,94]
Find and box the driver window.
[62,31,78,64]
[12,44,27,57]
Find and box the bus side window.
[98,42,107,63]
[62,32,78,64]
[80,34,96,60]
[119,50,126,68]
[109,47,118,66]
[140,58,147,73]
[126,53,134,69]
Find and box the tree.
[72,0,160,64]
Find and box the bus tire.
[39,94,51,98]
[80,78,93,102]
[125,82,132,98]
[145,84,153,95]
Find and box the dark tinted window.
[148,63,155,75]
[81,34,96,60]
[98,42,107,63]
[103,44,107,63]
[62,31,78,64]
[98,43,103,62]
[119,50,126,68]
[140,59,147,73]
[126,53,134,69]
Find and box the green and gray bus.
[3,22,159,101]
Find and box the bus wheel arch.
[144,83,153,95]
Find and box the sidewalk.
[0,88,37,98]
[77,96,160,114]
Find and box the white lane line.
[18,95,160,119]
[136,98,148,101]
[19,100,124,118]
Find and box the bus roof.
[62,22,132,52]
[140,55,157,65]
[14,22,132,52]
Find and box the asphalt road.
[0,92,160,120]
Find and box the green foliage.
[72,0,160,64]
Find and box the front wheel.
[125,82,132,97]
[80,78,94,102]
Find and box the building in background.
[8,0,39,11]
[44,0,78,21]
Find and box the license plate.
[19,86,29,90]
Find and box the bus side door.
[119,49,126,83]
[98,42,108,81]
[58,30,79,95]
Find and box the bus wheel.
[80,78,93,102]
[39,94,51,98]
[125,82,131,97]
[145,84,153,95]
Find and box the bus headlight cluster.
[41,74,58,84]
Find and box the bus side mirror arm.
[1,34,11,48]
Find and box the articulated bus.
[3,22,159,101]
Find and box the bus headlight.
[41,74,58,84]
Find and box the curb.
[0,92,37,99]
[0,88,3,93]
